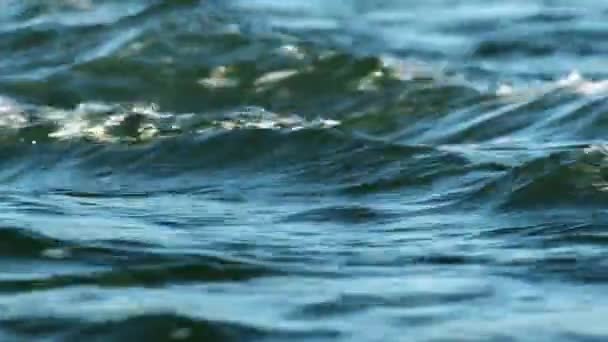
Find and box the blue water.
[1,1,608,341]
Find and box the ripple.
[282,205,399,225]
[0,226,65,258]
[292,288,493,320]
[2,314,296,341]
[0,287,343,340]
[0,260,277,293]
[469,147,608,209]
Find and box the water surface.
[1,0,608,341]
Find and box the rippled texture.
[2,0,608,341]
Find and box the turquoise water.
[1,1,608,341]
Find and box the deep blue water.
[1,1,608,341]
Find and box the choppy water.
[1,0,608,341]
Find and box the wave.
[0,259,276,293]
[0,226,63,258]
[2,313,340,341]
[0,68,606,204]
[496,143,608,209]
[1,65,607,145]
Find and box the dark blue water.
[1,1,608,341]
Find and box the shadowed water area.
[1,0,608,341]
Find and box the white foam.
[379,55,439,81]
[580,144,608,192]
[575,80,608,96]
[496,84,515,96]
[197,66,239,89]
[494,70,608,101]
[276,44,306,60]
[553,70,608,96]
[40,103,339,142]
[557,70,584,87]
[357,70,386,91]
[0,96,339,143]
[254,69,298,87]
[212,107,340,131]
[48,103,162,142]
[41,248,71,259]
[0,96,27,129]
